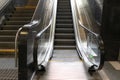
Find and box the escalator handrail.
[36,20,52,38]
[15,19,52,67]
[15,0,55,67]
[78,20,104,70]
[78,20,99,37]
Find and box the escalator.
[34,0,105,79]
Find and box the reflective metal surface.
[71,0,104,72]
[16,0,57,79]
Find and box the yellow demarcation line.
[49,60,82,62]
[16,6,36,9]
[0,49,15,53]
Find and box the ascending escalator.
[54,0,75,49]
[0,0,38,55]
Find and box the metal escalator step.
[58,0,70,3]
[2,26,21,30]
[11,14,33,17]
[13,12,33,15]
[57,12,72,16]
[14,10,34,13]
[6,13,33,18]
[55,33,74,39]
[0,30,17,35]
[9,17,32,21]
[56,24,73,28]
[0,36,15,42]
[57,16,72,19]
[58,4,70,6]
[54,39,75,45]
[54,45,76,49]
[15,8,35,11]
[55,28,74,33]
[0,42,15,49]
[57,6,70,8]
[27,2,38,4]
[2,25,23,28]
[56,19,73,24]
[7,19,31,22]
[5,21,30,25]
[58,9,71,12]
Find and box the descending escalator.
[0,0,38,55]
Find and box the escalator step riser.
[57,6,71,8]
[0,31,17,35]
[14,11,34,13]
[56,20,73,24]
[27,3,37,6]
[6,13,32,16]
[0,42,15,49]
[16,9,35,11]
[56,24,73,28]
[7,19,31,22]
[58,9,71,11]
[0,36,15,42]
[58,3,70,7]
[13,13,33,15]
[2,27,21,30]
[11,14,33,17]
[57,16,72,19]
[2,25,23,28]
[54,40,75,45]
[5,21,29,25]
[55,34,75,39]
[57,13,72,16]
[56,29,74,33]
[54,46,76,49]
[27,2,38,5]
[58,1,70,2]
[9,17,32,21]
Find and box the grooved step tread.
[54,39,75,45]
[5,21,30,25]
[16,6,36,9]
[0,36,15,41]
[0,42,15,49]
[56,24,73,28]
[55,28,74,33]
[9,17,31,20]
[0,30,17,35]
[54,45,76,49]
